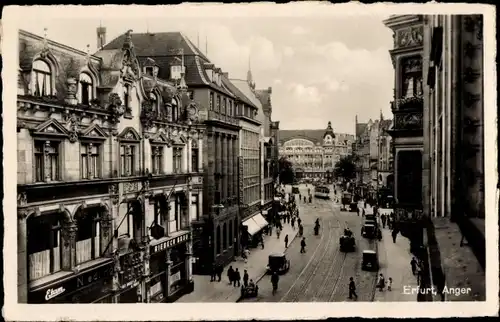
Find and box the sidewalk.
[177,222,298,302]
[373,228,419,302]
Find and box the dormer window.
[145,67,154,76]
[79,73,93,105]
[171,65,185,80]
[33,60,52,97]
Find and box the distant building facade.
[278,123,354,181]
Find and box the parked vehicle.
[361,223,377,239]
[361,250,379,271]
[314,186,330,199]
[240,284,259,298]
[266,253,291,274]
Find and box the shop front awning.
[253,213,269,229]
[242,217,261,236]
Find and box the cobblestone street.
[241,185,380,302]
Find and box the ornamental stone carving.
[108,93,124,123]
[140,99,157,130]
[17,192,27,207]
[397,26,423,48]
[394,112,423,130]
[65,78,78,105]
[67,114,79,143]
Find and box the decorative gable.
[172,134,187,146]
[31,118,69,138]
[149,131,173,146]
[117,127,141,142]
[80,124,108,140]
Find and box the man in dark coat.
[210,264,217,282]
[348,277,358,300]
[227,266,234,284]
[300,237,306,253]
[410,257,417,275]
[217,263,223,282]
[381,214,387,228]
[243,269,249,287]
[233,268,241,287]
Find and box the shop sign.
[150,233,190,255]
[170,271,181,286]
[28,261,114,304]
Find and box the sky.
[13,4,395,134]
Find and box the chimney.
[268,87,272,94]
[97,26,106,50]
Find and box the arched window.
[172,98,179,121]
[79,72,93,105]
[150,92,159,114]
[216,225,221,255]
[27,213,62,280]
[75,208,101,264]
[222,223,227,250]
[33,60,52,97]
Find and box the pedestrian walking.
[410,257,417,275]
[297,217,302,226]
[243,269,249,287]
[348,277,358,300]
[392,229,398,243]
[210,264,217,282]
[284,234,289,248]
[233,268,241,287]
[277,227,281,239]
[227,266,234,284]
[291,217,295,230]
[217,263,223,282]
[387,277,393,291]
[381,214,387,228]
[260,235,265,249]
[300,237,306,253]
[377,273,385,291]
[271,271,279,295]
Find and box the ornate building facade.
[384,14,485,301]
[102,31,241,274]
[278,123,354,181]
[17,29,204,303]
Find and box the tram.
[314,186,330,199]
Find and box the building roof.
[222,77,256,109]
[256,88,272,111]
[102,31,234,96]
[229,79,262,110]
[279,129,355,145]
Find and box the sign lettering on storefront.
[150,233,190,255]
[29,261,114,303]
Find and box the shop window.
[120,144,137,176]
[81,142,101,179]
[222,223,227,250]
[34,140,60,182]
[27,213,62,280]
[173,147,183,173]
[191,147,199,172]
[151,145,164,175]
[216,225,221,255]
[75,210,101,264]
[79,72,93,105]
[32,59,52,97]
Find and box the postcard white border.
[2,2,498,320]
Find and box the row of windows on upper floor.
[30,60,193,123]
[209,92,256,120]
[32,138,200,183]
